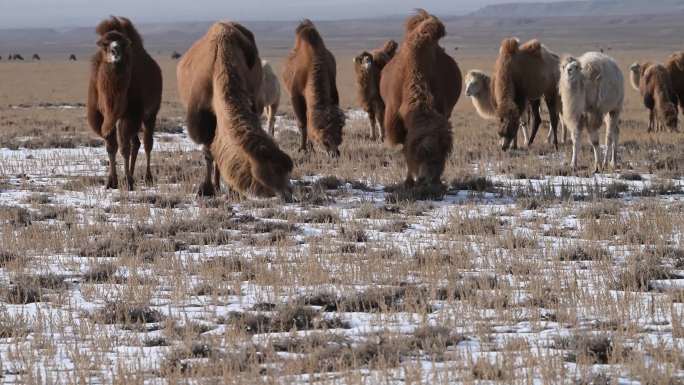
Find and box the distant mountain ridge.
[470,0,684,17]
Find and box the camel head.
[561,57,583,83]
[97,31,130,64]
[310,107,345,157]
[629,62,642,91]
[465,70,488,97]
[353,52,373,72]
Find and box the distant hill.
[470,0,684,17]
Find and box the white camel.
[260,60,281,136]
[559,52,624,172]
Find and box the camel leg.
[648,109,655,132]
[291,94,308,152]
[587,115,602,174]
[520,122,529,147]
[377,101,386,142]
[603,110,620,170]
[197,146,216,197]
[546,97,560,150]
[527,100,543,147]
[268,103,278,137]
[368,107,378,141]
[117,120,135,191]
[569,117,582,172]
[143,116,156,185]
[129,134,141,180]
[213,162,221,194]
[105,133,119,189]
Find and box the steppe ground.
[0,14,683,385]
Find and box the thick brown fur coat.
[177,22,293,200]
[665,52,684,117]
[353,40,398,141]
[380,10,462,186]
[493,37,561,150]
[283,19,345,156]
[87,17,162,190]
[631,62,678,132]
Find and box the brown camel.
[629,62,678,132]
[32,54,40,61]
[665,52,684,118]
[87,16,163,190]
[283,19,345,156]
[69,54,77,61]
[380,10,462,187]
[177,22,293,201]
[353,40,398,141]
[493,38,561,151]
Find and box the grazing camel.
[665,52,684,119]
[353,40,398,141]
[629,62,678,132]
[171,51,182,60]
[32,54,40,61]
[177,22,293,201]
[69,54,77,61]
[493,38,561,151]
[13,54,24,61]
[465,70,566,148]
[87,16,163,190]
[380,10,462,187]
[283,19,345,156]
[260,60,280,136]
[559,52,624,172]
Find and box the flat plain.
[0,13,683,385]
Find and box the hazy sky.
[1,0,560,29]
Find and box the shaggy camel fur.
[493,38,561,151]
[260,60,281,136]
[177,22,293,200]
[465,70,568,148]
[666,52,684,117]
[559,52,624,172]
[283,20,345,156]
[87,17,162,190]
[629,62,678,132]
[380,10,461,186]
[353,40,398,141]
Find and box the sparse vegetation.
[0,19,683,385]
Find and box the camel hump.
[96,16,144,48]
[381,40,398,57]
[409,14,446,44]
[520,39,542,56]
[405,8,431,33]
[295,19,324,48]
[212,22,258,69]
[668,52,684,71]
[499,38,520,56]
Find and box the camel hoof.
[145,173,155,186]
[106,178,118,190]
[125,176,135,191]
[197,182,215,197]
